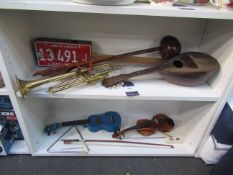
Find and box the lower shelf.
[9,140,30,154]
[33,126,195,156]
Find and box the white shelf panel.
[33,126,194,156]
[9,140,30,154]
[228,90,233,110]
[0,0,233,20]
[21,79,218,101]
[0,87,8,95]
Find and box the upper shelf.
[17,79,218,101]
[15,64,218,101]
[0,0,233,20]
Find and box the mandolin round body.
[160,71,217,86]
[159,52,220,86]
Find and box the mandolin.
[102,52,220,87]
[45,111,121,135]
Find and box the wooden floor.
[0,155,213,175]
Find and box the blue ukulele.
[45,111,121,135]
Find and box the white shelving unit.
[0,0,233,158]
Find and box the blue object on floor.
[210,146,233,175]
[211,103,233,145]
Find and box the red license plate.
[34,38,92,67]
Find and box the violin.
[112,114,174,139]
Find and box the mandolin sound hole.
[173,60,183,68]
[180,55,198,68]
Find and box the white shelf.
[0,0,233,20]
[34,126,194,156]
[0,87,8,95]
[20,80,218,101]
[9,140,30,154]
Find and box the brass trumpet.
[16,64,113,97]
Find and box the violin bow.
[61,139,174,148]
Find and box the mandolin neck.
[127,64,163,78]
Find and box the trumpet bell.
[15,71,78,97]
[16,77,29,97]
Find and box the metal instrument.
[48,65,112,93]
[16,64,113,97]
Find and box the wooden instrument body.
[83,111,121,132]
[159,52,220,86]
